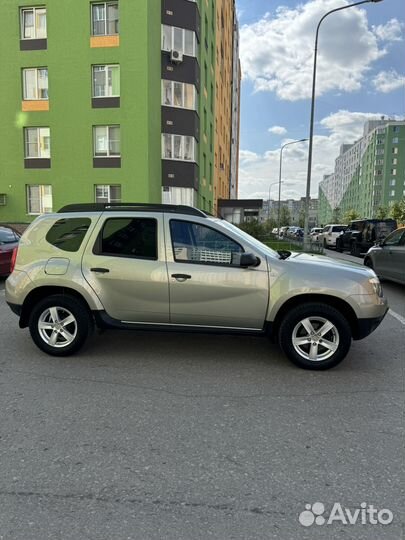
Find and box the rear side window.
[46,218,91,252]
[97,218,157,259]
[332,226,346,233]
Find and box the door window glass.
[384,229,405,246]
[46,218,91,252]
[170,220,243,265]
[98,218,157,259]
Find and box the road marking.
[389,309,405,326]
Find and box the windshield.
[216,220,279,258]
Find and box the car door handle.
[171,273,192,281]
[90,267,110,273]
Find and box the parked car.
[279,226,289,238]
[286,226,300,239]
[310,227,323,241]
[318,224,347,248]
[6,203,387,370]
[364,227,405,285]
[0,226,20,277]
[336,219,397,257]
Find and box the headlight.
[369,277,383,298]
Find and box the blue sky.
[235,0,405,200]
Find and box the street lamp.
[277,138,308,234]
[267,181,280,222]
[304,0,383,247]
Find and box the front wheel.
[336,239,343,252]
[29,294,92,356]
[278,303,352,370]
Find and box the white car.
[318,224,347,248]
[310,227,323,241]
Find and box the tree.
[343,208,360,223]
[239,220,264,240]
[390,200,404,223]
[298,209,305,228]
[376,206,388,219]
[280,206,291,226]
[332,206,341,223]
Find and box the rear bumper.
[354,308,388,340]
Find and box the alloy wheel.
[38,306,78,348]
[292,316,339,362]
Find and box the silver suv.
[6,203,388,370]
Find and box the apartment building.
[0,0,240,223]
[319,119,405,224]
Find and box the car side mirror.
[232,253,261,268]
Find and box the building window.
[91,2,119,36]
[93,126,120,157]
[391,169,397,175]
[162,134,196,162]
[389,179,396,186]
[92,65,120,97]
[20,7,47,39]
[392,147,398,154]
[389,190,395,197]
[392,137,399,144]
[24,127,50,158]
[162,80,197,110]
[393,126,400,133]
[161,25,198,57]
[23,68,48,100]
[95,184,121,203]
[26,185,52,214]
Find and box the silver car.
[6,203,388,370]
[364,227,405,285]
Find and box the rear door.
[375,228,405,281]
[165,216,269,329]
[82,212,170,322]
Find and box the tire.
[29,294,92,356]
[323,239,328,249]
[350,242,357,257]
[336,239,343,253]
[278,303,352,370]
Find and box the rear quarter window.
[46,218,91,252]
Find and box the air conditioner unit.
[0,194,7,206]
[170,49,183,64]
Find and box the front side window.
[21,7,47,39]
[161,25,198,57]
[92,2,119,35]
[24,127,50,158]
[162,80,197,110]
[94,125,120,156]
[170,220,243,266]
[46,218,91,252]
[162,134,196,161]
[23,68,48,100]
[92,65,120,97]
[98,218,157,259]
[384,229,405,246]
[26,185,52,214]
[95,184,121,203]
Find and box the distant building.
[318,119,405,224]
[218,199,263,225]
[260,197,318,228]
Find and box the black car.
[336,219,397,257]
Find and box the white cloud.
[372,18,404,42]
[240,0,387,101]
[268,125,287,135]
[372,70,405,93]
[238,110,397,200]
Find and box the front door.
[165,217,269,329]
[376,228,405,281]
[82,213,169,322]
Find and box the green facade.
[319,122,405,224]
[0,0,219,222]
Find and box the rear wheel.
[336,238,343,252]
[278,303,352,370]
[29,294,92,356]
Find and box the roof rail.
[57,202,207,217]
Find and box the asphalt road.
[0,274,404,539]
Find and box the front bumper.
[354,307,388,340]
[6,302,22,317]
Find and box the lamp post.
[267,181,280,222]
[303,0,383,247]
[277,139,308,235]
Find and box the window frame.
[169,219,245,268]
[26,184,53,215]
[93,217,159,261]
[93,125,121,157]
[91,1,119,36]
[161,25,198,57]
[162,134,197,162]
[24,127,50,159]
[161,80,197,110]
[20,6,47,40]
[45,218,92,253]
[22,67,48,101]
[94,184,121,203]
[92,64,120,98]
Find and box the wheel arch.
[271,294,359,340]
[19,286,93,328]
